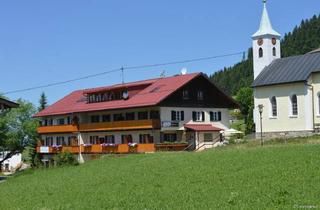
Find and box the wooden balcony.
[36,144,155,154]
[79,119,161,132]
[37,125,79,134]
[36,146,79,154]
[37,120,161,134]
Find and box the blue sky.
[1,0,319,105]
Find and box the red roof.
[184,124,223,132]
[34,73,201,117]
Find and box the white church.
[252,1,320,136]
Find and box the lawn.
[1,143,320,210]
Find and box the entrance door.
[186,132,196,150]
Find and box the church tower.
[252,0,281,79]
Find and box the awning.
[184,124,223,132]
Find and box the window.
[139,134,154,143]
[102,115,111,122]
[204,133,213,142]
[95,94,101,102]
[210,111,222,122]
[138,111,148,120]
[105,135,115,144]
[291,94,298,116]
[56,136,64,145]
[67,116,71,125]
[182,90,189,100]
[45,137,53,146]
[161,133,177,142]
[113,114,124,121]
[121,135,133,144]
[125,112,135,121]
[318,93,320,115]
[57,118,65,125]
[197,90,204,100]
[273,47,276,56]
[67,136,76,146]
[91,115,100,123]
[270,96,277,117]
[48,119,53,126]
[193,111,205,122]
[171,111,184,122]
[150,110,160,119]
[89,136,99,144]
[259,48,263,58]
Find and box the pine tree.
[38,92,48,111]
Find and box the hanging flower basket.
[128,143,138,147]
[52,145,62,149]
[101,143,117,147]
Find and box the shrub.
[53,151,78,167]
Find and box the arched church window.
[290,94,298,116]
[270,96,277,117]
[273,47,276,56]
[318,93,320,115]
[259,48,263,58]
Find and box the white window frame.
[317,92,320,117]
[182,90,189,100]
[197,90,204,101]
[196,111,203,122]
[289,94,298,118]
[269,96,277,119]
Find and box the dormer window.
[182,90,189,100]
[197,90,204,101]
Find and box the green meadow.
[1,141,320,210]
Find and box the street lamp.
[258,104,264,146]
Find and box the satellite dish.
[122,90,129,100]
[181,68,187,75]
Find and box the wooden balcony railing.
[37,124,79,134]
[37,120,161,134]
[79,119,161,132]
[36,144,156,154]
[36,146,80,154]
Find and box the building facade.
[252,1,320,136]
[35,73,238,162]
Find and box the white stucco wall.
[252,35,281,80]
[254,82,313,132]
[160,107,230,131]
[0,152,22,172]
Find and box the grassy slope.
[1,144,320,210]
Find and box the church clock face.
[272,38,277,45]
[257,38,264,46]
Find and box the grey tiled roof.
[252,51,320,87]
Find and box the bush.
[53,151,78,167]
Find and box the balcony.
[37,120,161,134]
[37,124,79,134]
[36,144,155,154]
[36,146,80,154]
[79,119,161,132]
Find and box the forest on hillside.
[210,14,320,96]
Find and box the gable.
[160,75,238,108]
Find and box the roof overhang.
[184,124,223,132]
[0,98,19,109]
